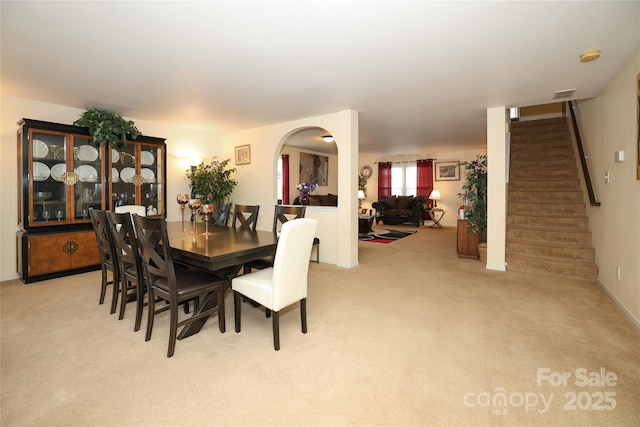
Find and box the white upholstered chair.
[115,205,146,217]
[231,218,317,350]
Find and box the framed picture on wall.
[235,144,251,165]
[435,161,460,181]
[299,152,328,185]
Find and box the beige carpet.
[1,226,639,426]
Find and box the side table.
[358,215,374,234]
[427,209,445,228]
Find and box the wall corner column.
[486,106,507,271]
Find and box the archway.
[277,126,339,206]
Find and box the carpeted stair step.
[508,201,586,216]
[511,158,577,170]
[507,226,592,245]
[510,117,567,129]
[507,214,589,229]
[510,148,575,162]
[507,239,595,261]
[511,131,571,145]
[508,190,583,203]
[510,168,579,181]
[510,139,573,155]
[506,253,598,280]
[509,179,581,191]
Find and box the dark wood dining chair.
[133,215,227,357]
[89,208,120,314]
[244,205,309,273]
[106,211,147,331]
[231,204,260,231]
[232,218,318,350]
[210,202,232,226]
[276,205,320,263]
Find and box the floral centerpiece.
[296,178,317,204]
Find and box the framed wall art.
[299,152,328,185]
[235,144,251,165]
[435,161,460,181]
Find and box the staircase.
[506,117,598,280]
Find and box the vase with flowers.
[296,178,317,205]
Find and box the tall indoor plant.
[186,159,238,204]
[459,154,488,240]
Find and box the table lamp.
[358,190,366,209]
[429,189,441,208]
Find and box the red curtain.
[416,159,434,206]
[377,162,392,197]
[281,154,290,205]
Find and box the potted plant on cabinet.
[458,154,488,259]
[185,159,238,204]
[73,108,141,147]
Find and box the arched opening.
[276,127,339,206]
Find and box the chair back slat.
[271,218,317,311]
[133,216,176,292]
[272,205,306,233]
[89,208,117,269]
[232,205,260,231]
[106,211,142,274]
[210,203,232,226]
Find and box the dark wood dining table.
[166,221,278,338]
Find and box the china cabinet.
[17,118,166,283]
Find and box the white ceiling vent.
[553,89,576,100]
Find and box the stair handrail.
[567,100,600,206]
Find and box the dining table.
[166,221,278,338]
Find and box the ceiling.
[2,1,639,156]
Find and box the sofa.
[293,193,338,206]
[372,195,425,227]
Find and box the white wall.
[577,49,640,328]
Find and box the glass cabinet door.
[138,143,164,217]
[110,144,137,210]
[29,130,68,226]
[72,136,103,222]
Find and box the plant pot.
[478,243,487,262]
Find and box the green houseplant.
[186,159,238,204]
[459,154,488,240]
[73,108,141,147]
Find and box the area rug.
[359,228,417,243]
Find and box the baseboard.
[598,279,640,333]
[0,273,21,283]
[486,263,507,271]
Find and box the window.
[391,162,417,196]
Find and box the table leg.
[429,210,445,229]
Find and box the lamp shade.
[322,135,335,143]
[358,190,366,200]
[429,189,441,208]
